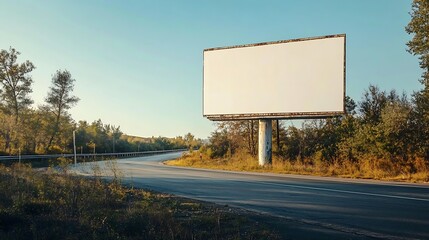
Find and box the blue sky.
[0,0,422,138]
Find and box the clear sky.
[0,0,422,139]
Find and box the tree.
[378,97,412,164]
[283,126,302,161]
[0,47,35,122]
[406,0,429,85]
[184,132,195,151]
[359,85,387,125]
[406,0,429,161]
[410,88,429,160]
[216,121,258,157]
[318,118,342,164]
[45,70,79,152]
[0,48,35,153]
[208,129,231,158]
[345,96,357,115]
[0,111,14,153]
[110,125,122,153]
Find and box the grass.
[0,155,119,169]
[0,161,281,239]
[166,151,429,183]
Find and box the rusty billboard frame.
[203,34,346,121]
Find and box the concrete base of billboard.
[258,119,272,166]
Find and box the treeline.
[0,48,200,155]
[203,0,429,178]
[206,85,427,176]
[73,121,200,154]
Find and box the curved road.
[75,152,429,240]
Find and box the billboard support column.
[258,119,272,166]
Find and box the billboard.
[203,34,346,120]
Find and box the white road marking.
[252,181,429,202]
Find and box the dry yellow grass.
[166,151,429,183]
[0,163,280,239]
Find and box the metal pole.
[276,119,280,153]
[258,119,272,166]
[18,147,21,164]
[92,144,96,160]
[73,130,77,166]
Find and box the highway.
[74,152,429,240]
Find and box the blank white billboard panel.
[203,34,346,120]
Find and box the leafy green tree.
[217,121,258,156]
[337,116,359,163]
[20,109,45,154]
[0,48,35,153]
[75,120,91,153]
[410,90,429,160]
[283,126,302,161]
[153,137,173,150]
[0,111,14,153]
[378,98,412,163]
[110,125,122,153]
[90,119,110,153]
[184,132,195,151]
[406,0,429,85]
[359,85,387,125]
[301,121,322,160]
[334,96,359,162]
[281,121,321,162]
[406,0,429,161]
[345,96,357,115]
[45,70,79,152]
[317,118,342,164]
[208,129,232,158]
[0,47,35,122]
[171,136,186,150]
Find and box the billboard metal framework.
[203,34,346,121]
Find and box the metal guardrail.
[0,149,187,162]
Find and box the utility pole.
[73,130,77,166]
[112,136,115,153]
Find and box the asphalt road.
[74,152,429,240]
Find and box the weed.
[0,163,279,239]
[167,150,429,183]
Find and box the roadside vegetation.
[168,150,429,182]
[0,48,202,156]
[0,162,279,239]
[168,0,429,183]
